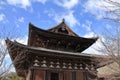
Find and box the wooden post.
[30,68,35,80]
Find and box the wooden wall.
[34,70,45,80]
[64,71,72,80]
[76,71,83,80]
[31,69,84,80]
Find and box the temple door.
[47,71,63,80]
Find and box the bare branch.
[0,26,23,78]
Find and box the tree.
[97,0,120,79]
[0,26,23,79]
[0,27,12,78]
[102,0,120,22]
[7,72,24,80]
[100,26,120,72]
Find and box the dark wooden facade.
[6,19,105,80]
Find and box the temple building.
[6,19,108,80]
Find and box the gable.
[48,19,79,37]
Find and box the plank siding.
[35,70,45,80]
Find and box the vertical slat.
[45,70,48,80]
[64,71,72,80]
[83,71,88,80]
[76,71,84,80]
[72,71,76,80]
[34,70,45,80]
[30,69,35,80]
[59,72,64,80]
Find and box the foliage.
[7,72,24,80]
[0,72,24,80]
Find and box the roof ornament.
[62,18,65,23]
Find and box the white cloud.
[18,17,25,23]
[0,13,8,23]
[33,0,47,4]
[15,36,28,45]
[0,13,5,22]
[84,0,105,19]
[105,24,112,29]
[84,32,96,38]
[84,0,120,20]
[54,11,80,27]
[6,0,47,9]
[81,20,92,32]
[46,9,80,27]
[0,1,6,10]
[6,0,31,9]
[54,0,79,9]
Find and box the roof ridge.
[47,19,79,37]
[47,19,64,30]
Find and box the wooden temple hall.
[6,19,106,80]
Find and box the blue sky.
[0,0,119,55]
[0,0,115,38]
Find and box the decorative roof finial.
[62,18,65,23]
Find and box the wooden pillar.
[72,71,76,80]
[45,70,48,80]
[30,69,35,80]
[59,72,64,80]
[83,70,88,80]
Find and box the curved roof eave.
[28,23,98,52]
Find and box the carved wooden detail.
[31,56,97,72]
